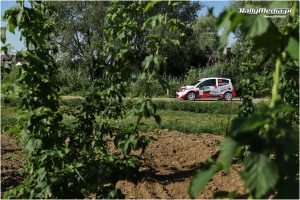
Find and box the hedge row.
[2,97,239,114]
[1,97,83,108]
[123,99,240,114]
[155,100,239,114]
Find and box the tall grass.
[128,74,184,97]
[184,63,237,85]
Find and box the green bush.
[154,100,239,114]
[128,74,183,97]
[2,64,20,83]
[1,117,17,133]
[125,99,239,114]
[60,98,84,108]
[1,105,18,135]
[165,75,184,97]
[1,96,22,107]
[184,63,228,85]
[55,67,92,95]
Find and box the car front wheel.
[224,92,233,101]
[186,92,196,101]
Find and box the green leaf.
[117,31,125,40]
[241,15,269,39]
[1,44,11,54]
[286,37,299,60]
[9,23,16,34]
[153,55,160,70]
[37,167,46,180]
[154,114,161,125]
[146,99,155,114]
[16,9,23,24]
[232,115,267,134]
[241,153,279,198]
[219,137,238,173]
[252,24,281,51]
[189,164,221,198]
[216,9,244,48]
[215,9,230,27]
[142,55,153,70]
[144,1,159,12]
[1,27,7,43]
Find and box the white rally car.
[176,77,236,101]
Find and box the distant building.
[0,54,28,66]
[0,54,12,64]
[15,60,28,66]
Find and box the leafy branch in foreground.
[190,1,299,199]
[2,0,184,198]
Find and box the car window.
[197,79,216,88]
[218,79,229,86]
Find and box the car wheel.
[224,92,233,101]
[186,92,196,101]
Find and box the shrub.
[1,116,17,134]
[55,67,91,95]
[60,98,84,108]
[154,100,239,114]
[1,96,21,107]
[128,74,183,97]
[125,99,239,114]
[2,64,20,83]
[184,63,228,85]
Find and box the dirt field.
[1,130,246,198]
[117,130,246,198]
[1,134,24,194]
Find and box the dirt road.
[61,96,268,103]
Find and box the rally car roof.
[197,77,231,81]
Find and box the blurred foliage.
[190,1,299,199]
[1,0,185,198]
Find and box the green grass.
[1,105,19,134]
[117,110,235,135]
[1,104,236,136]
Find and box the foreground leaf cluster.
[2,1,184,198]
[190,1,299,199]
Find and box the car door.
[197,79,217,98]
[217,78,231,94]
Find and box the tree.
[150,1,207,76]
[47,1,110,79]
[48,1,203,78]
[186,15,219,68]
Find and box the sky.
[1,0,235,53]
[1,0,30,53]
[198,1,236,47]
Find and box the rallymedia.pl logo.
[239,8,292,18]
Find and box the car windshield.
[189,80,200,86]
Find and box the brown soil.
[1,131,246,198]
[1,134,24,195]
[117,130,246,199]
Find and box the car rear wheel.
[224,92,233,101]
[186,92,196,101]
